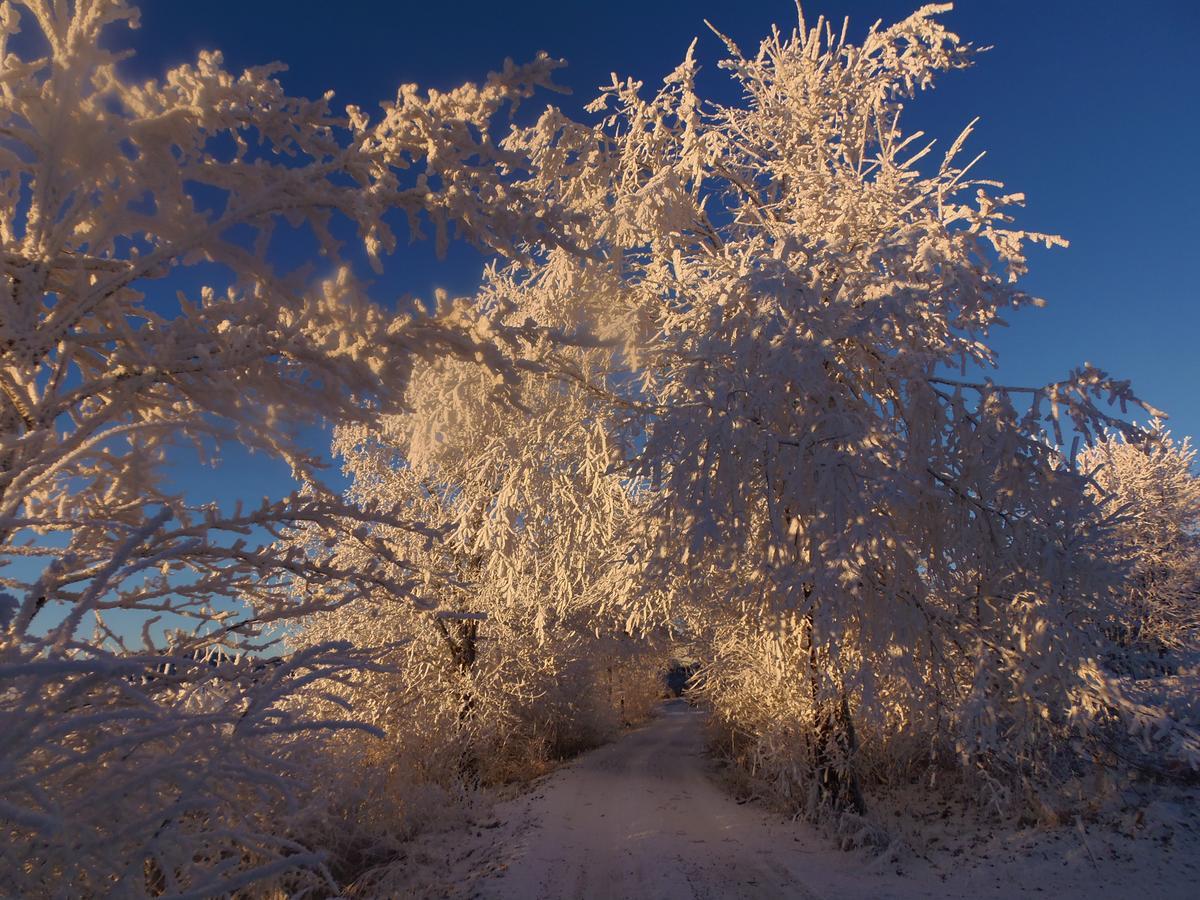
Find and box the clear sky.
[119,0,1200,505]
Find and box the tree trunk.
[433,616,481,776]
[804,612,865,814]
[811,693,865,814]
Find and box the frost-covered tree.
[0,0,585,893]
[281,266,665,875]
[475,4,1196,815]
[1080,421,1200,656]
[289,484,662,882]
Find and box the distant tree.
[1080,421,1200,656]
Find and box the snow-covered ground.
[366,700,1198,899]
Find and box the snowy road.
[469,699,875,899]
[403,699,1197,899]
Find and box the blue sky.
[121,0,1200,505]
